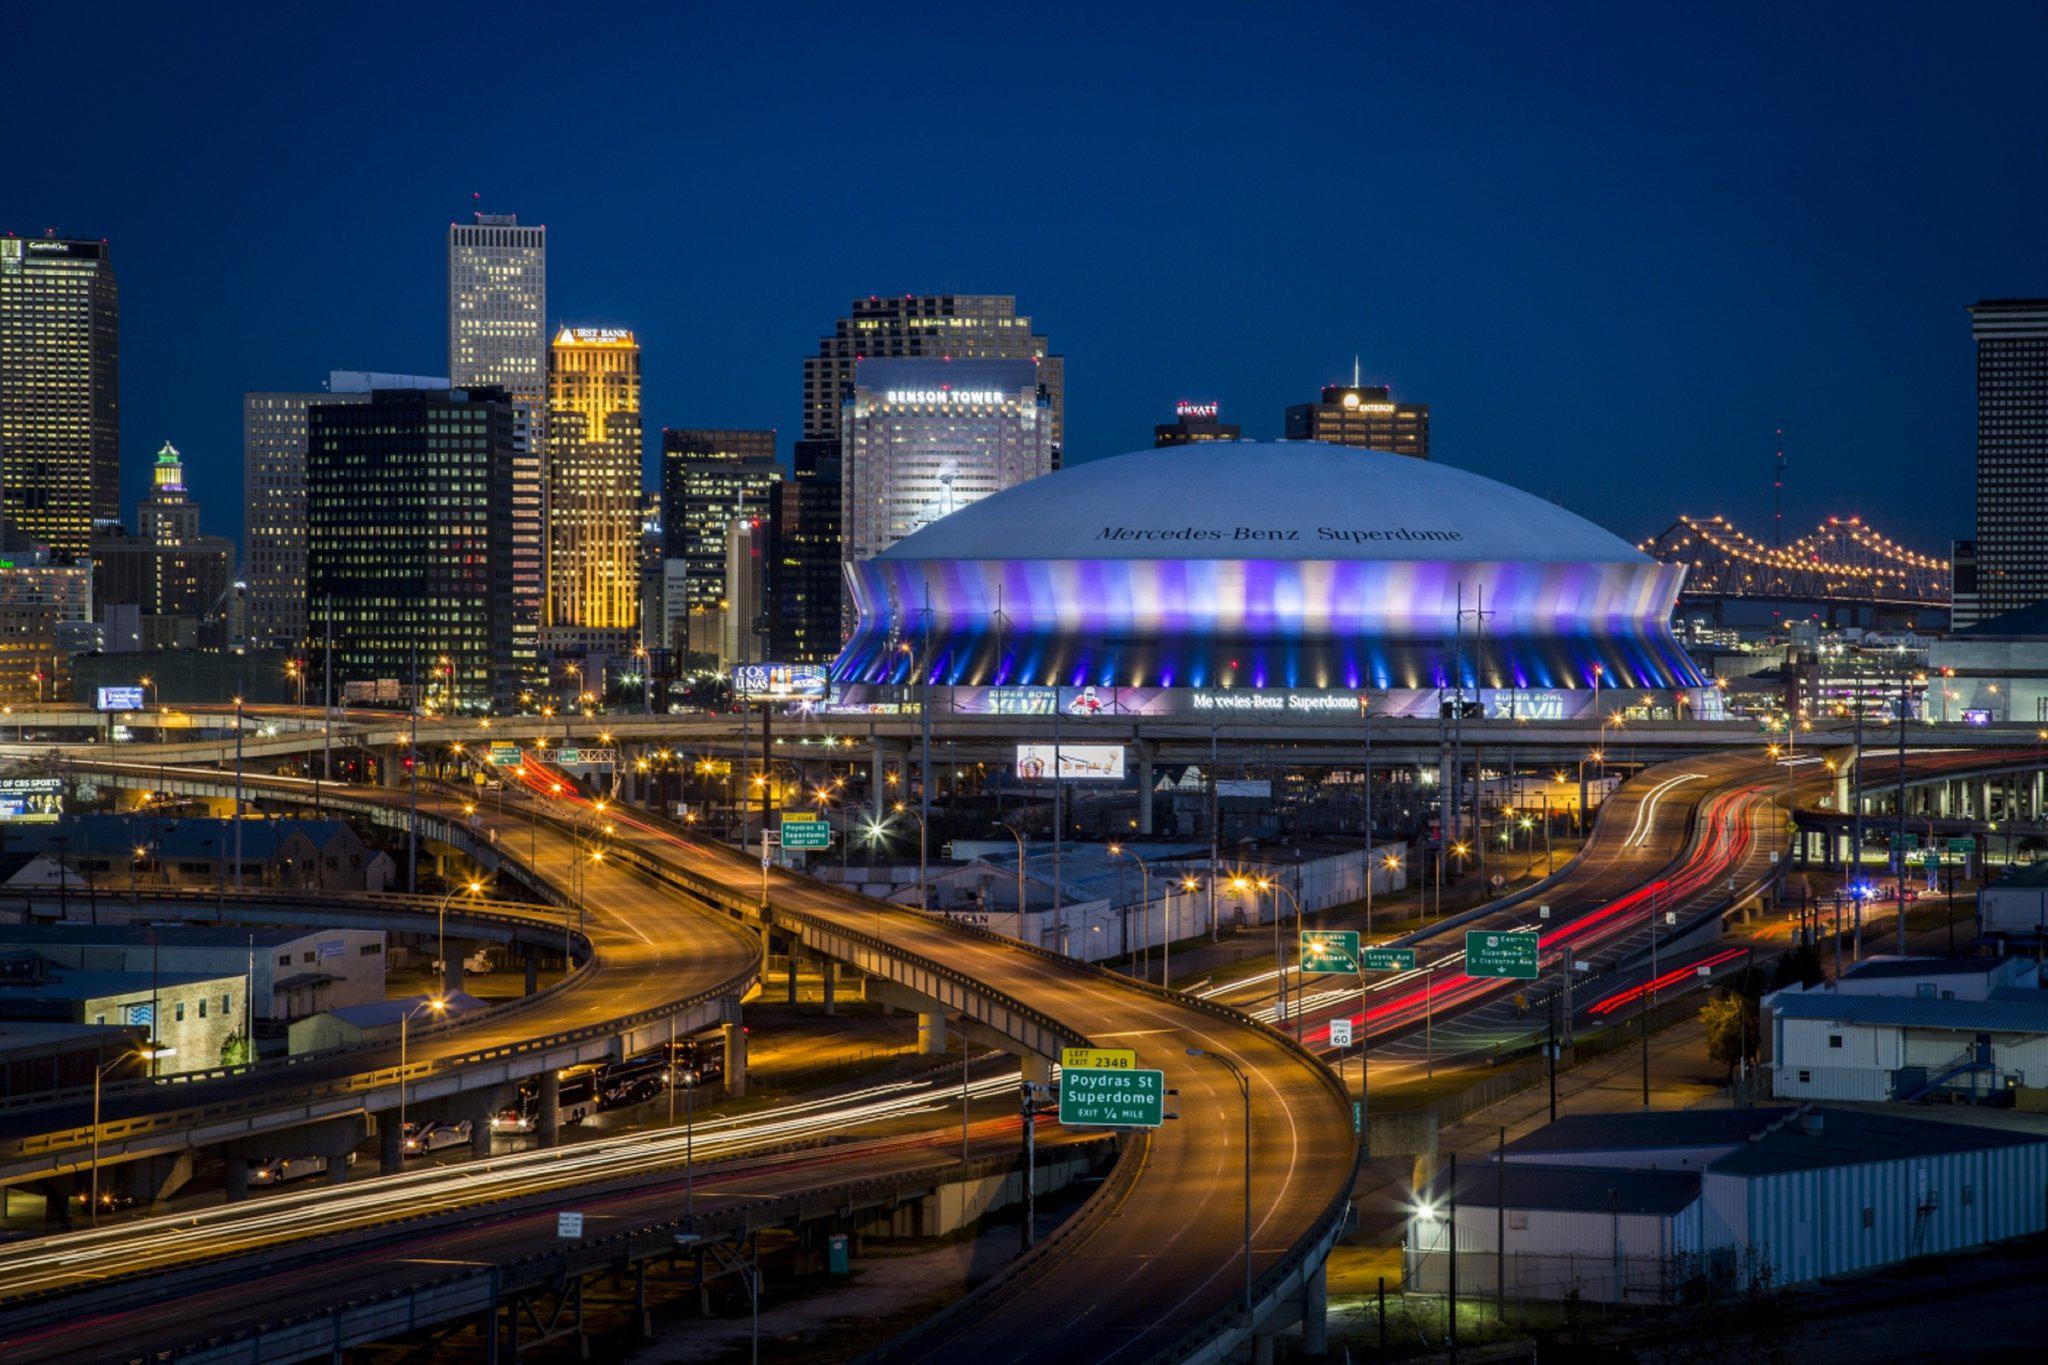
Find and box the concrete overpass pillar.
[1019,1053,1052,1086]
[872,737,889,818]
[380,1114,405,1173]
[224,1159,250,1203]
[786,949,799,1005]
[1251,1334,1275,1365]
[381,747,401,789]
[467,1093,497,1158]
[1300,1260,1329,1356]
[537,1069,561,1149]
[40,1175,73,1228]
[918,1011,949,1055]
[1136,740,1157,836]
[525,954,540,996]
[821,959,836,1016]
[722,1019,748,1098]
[442,944,464,997]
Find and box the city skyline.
[6,6,2040,564]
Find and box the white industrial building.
[1767,958,2048,1102]
[0,924,388,1022]
[1979,863,2048,940]
[1407,1107,2048,1303]
[843,838,1406,963]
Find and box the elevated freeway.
[0,765,762,1193]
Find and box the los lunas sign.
[1094,525,1464,544]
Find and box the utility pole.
[233,684,245,890]
[1896,668,1909,956]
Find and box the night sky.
[8,3,2043,560]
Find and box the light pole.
[397,996,449,1155]
[435,880,484,988]
[1263,877,1304,1040]
[92,1046,172,1226]
[1108,844,1153,977]
[1185,1047,1252,1323]
[994,823,1027,930]
[894,801,927,913]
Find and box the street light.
[894,801,927,913]
[1108,843,1154,979]
[1185,1047,1252,1322]
[92,1045,174,1226]
[434,879,484,988]
[993,823,1027,932]
[397,996,450,1156]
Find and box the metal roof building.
[1408,1106,2048,1303]
[1767,985,2048,1102]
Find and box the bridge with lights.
[1639,514,1949,620]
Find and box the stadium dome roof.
[877,441,1647,565]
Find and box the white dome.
[876,441,1646,565]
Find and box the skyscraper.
[803,295,1061,466]
[1284,380,1429,458]
[771,439,843,664]
[243,373,448,650]
[1960,299,2048,627]
[91,441,236,638]
[841,358,1053,576]
[0,235,119,561]
[1154,400,1241,447]
[543,328,642,655]
[659,428,781,627]
[450,213,546,642]
[448,214,547,410]
[307,387,535,709]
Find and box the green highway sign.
[1299,929,1361,972]
[1464,930,1539,980]
[1057,1066,1165,1128]
[1890,832,1919,851]
[1362,947,1417,972]
[1947,837,1977,854]
[487,742,520,767]
[779,815,831,850]
[555,747,582,765]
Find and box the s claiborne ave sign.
[1093,525,1465,544]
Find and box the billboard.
[0,777,60,823]
[96,686,146,712]
[1016,744,1126,781]
[732,663,829,700]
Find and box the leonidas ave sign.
[1464,930,1539,980]
[1057,1066,1165,1128]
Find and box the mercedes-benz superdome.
[833,442,1713,719]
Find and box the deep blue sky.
[8,3,2043,559]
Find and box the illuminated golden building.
[544,328,642,652]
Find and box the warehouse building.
[0,924,386,1022]
[1407,1107,2048,1302]
[1767,989,2048,1103]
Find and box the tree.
[1769,939,1823,990]
[220,1031,252,1068]
[1701,987,1760,1078]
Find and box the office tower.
[543,328,642,655]
[637,491,665,654]
[721,514,772,668]
[0,235,119,560]
[841,358,1053,575]
[1154,401,1241,447]
[803,295,1061,466]
[1960,300,2048,627]
[0,545,91,703]
[242,373,447,650]
[660,428,781,634]
[448,214,546,411]
[1284,379,1429,458]
[306,387,535,708]
[91,441,235,637]
[771,439,843,663]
